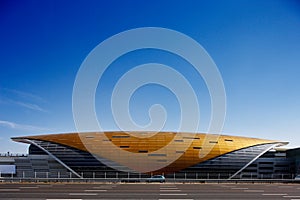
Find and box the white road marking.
[160,188,179,189]
[244,190,264,192]
[279,186,293,188]
[160,194,187,195]
[0,189,20,191]
[231,188,248,190]
[160,185,177,187]
[283,196,300,198]
[92,186,115,189]
[37,184,53,187]
[220,185,236,187]
[262,193,287,196]
[159,199,193,200]
[69,193,98,195]
[160,190,181,192]
[84,189,107,192]
[46,199,82,200]
[160,189,178,190]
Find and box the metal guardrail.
[0,172,296,179]
[0,177,299,184]
[0,153,28,157]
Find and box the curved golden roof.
[12,132,285,174]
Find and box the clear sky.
[0,0,300,153]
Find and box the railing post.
[93,172,95,179]
[105,172,106,179]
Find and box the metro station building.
[1,132,300,180]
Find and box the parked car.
[146,175,166,183]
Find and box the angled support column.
[228,143,280,180]
[23,139,82,178]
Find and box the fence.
[0,171,296,183]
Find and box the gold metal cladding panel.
[24,132,88,152]
[15,132,281,174]
[106,132,176,153]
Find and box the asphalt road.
[0,182,299,200]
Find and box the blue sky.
[0,0,300,153]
